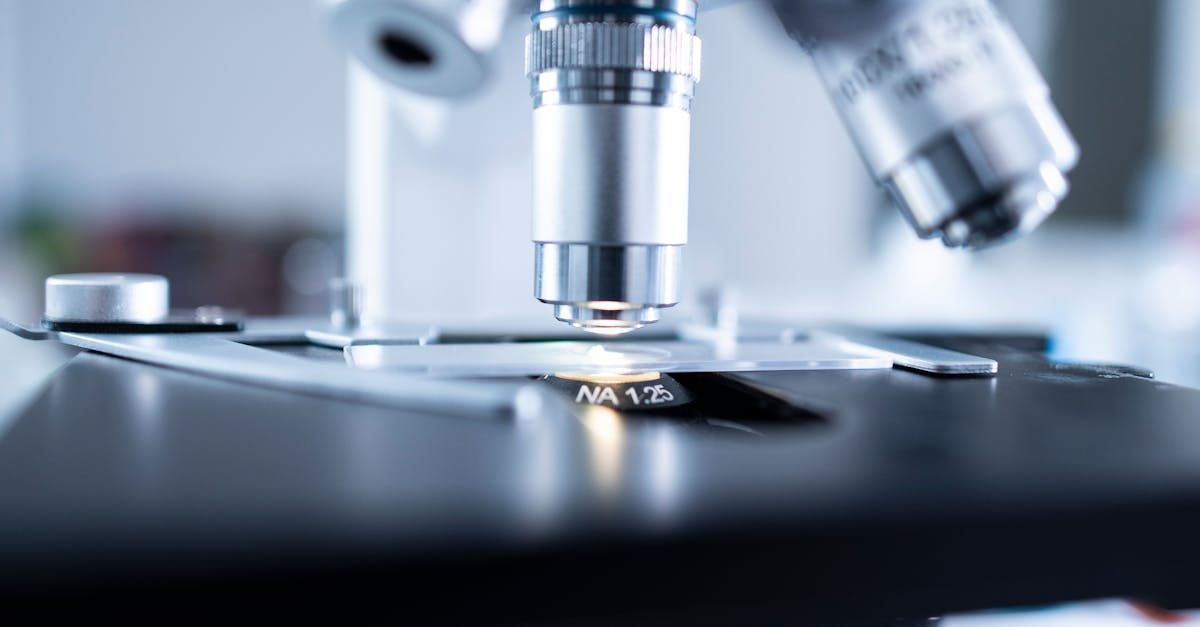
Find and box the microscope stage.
[2,328,1199,623]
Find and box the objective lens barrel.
[527,0,701,333]
[780,0,1078,248]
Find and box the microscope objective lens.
[527,1,700,332]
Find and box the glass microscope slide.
[345,339,893,377]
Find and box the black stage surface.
[1,335,1197,623]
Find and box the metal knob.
[44,273,170,323]
[329,277,363,328]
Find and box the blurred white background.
[3,0,1200,418]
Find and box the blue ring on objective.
[531,6,695,25]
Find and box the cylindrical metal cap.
[535,243,680,335]
[44,273,170,323]
[883,96,1078,249]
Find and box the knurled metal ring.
[525,22,701,81]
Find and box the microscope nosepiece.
[526,0,701,333]
[784,0,1079,249]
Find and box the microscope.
[328,0,1078,335]
[10,3,1200,622]
[0,0,1081,412]
[0,0,1086,423]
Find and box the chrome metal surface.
[51,332,548,419]
[817,328,999,375]
[525,22,701,82]
[531,105,691,244]
[885,97,1077,248]
[534,0,697,19]
[325,0,516,97]
[551,304,660,334]
[44,273,169,324]
[193,306,231,324]
[183,316,435,348]
[527,0,699,333]
[0,316,53,341]
[531,70,695,108]
[346,337,892,377]
[535,243,681,333]
[782,0,1077,249]
[328,277,364,328]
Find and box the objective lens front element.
[535,243,682,335]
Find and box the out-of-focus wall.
[1157,0,1200,165]
[0,0,18,208]
[1049,0,1159,223]
[10,0,347,228]
[687,3,873,313]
